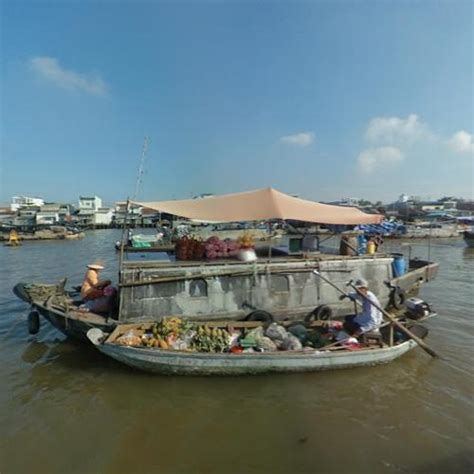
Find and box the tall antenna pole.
[133,135,150,201]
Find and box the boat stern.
[392,258,439,296]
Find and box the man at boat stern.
[342,278,383,336]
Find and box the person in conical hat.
[81,261,111,301]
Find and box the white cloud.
[280,131,315,147]
[29,56,107,96]
[357,146,404,174]
[365,114,429,144]
[447,130,474,154]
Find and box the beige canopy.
[136,188,382,225]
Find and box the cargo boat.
[86,320,430,376]
[13,188,439,341]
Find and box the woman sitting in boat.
[341,278,383,337]
[80,263,115,314]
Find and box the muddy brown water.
[1,230,473,474]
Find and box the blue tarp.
[355,221,405,235]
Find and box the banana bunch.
[191,325,230,353]
[152,317,191,339]
[139,333,171,349]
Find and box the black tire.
[390,287,407,310]
[305,304,333,322]
[28,311,40,335]
[246,310,274,322]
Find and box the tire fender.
[305,304,333,322]
[390,287,407,310]
[28,310,40,335]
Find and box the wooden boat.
[114,242,175,253]
[463,231,474,248]
[12,188,439,341]
[12,251,438,342]
[87,321,429,376]
[13,282,115,341]
[4,242,22,247]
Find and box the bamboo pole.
[118,199,130,321]
[119,266,318,288]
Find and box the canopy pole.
[118,199,130,271]
[118,199,130,322]
[267,221,273,263]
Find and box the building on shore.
[77,196,103,226]
[10,196,45,212]
[93,207,114,226]
[13,207,39,227]
[0,207,16,226]
[114,202,143,226]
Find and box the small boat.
[13,282,115,341]
[114,242,176,253]
[4,228,21,246]
[463,231,474,248]
[87,320,429,376]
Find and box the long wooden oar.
[312,270,439,358]
[346,281,439,358]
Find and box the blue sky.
[1,0,473,205]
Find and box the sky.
[1,0,473,206]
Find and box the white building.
[77,196,103,226]
[78,196,102,212]
[11,195,45,212]
[36,211,60,225]
[114,202,143,225]
[35,204,63,225]
[93,207,114,226]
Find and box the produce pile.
[113,318,348,353]
[204,236,240,259]
[236,232,255,249]
[175,237,205,260]
[115,317,231,352]
[175,233,255,261]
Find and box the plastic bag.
[116,330,141,347]
[247,327,264,339]
[256,336,278,352]
[265,323,288,342]
[280,333,303,351]
[288,324,308,343]
[169,338,190,351]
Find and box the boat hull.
[88,328,419,376]
[36,304,114,341]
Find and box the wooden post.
[118,199,130,321]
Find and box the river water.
[1,230,473,474]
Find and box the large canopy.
[136,188,382,225]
